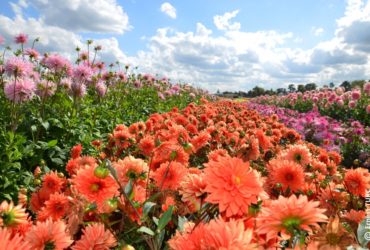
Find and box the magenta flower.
[4,78,35,103]
[4,57,33,77]
[351,90,361,100]
[14,33,28,44]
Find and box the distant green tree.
[305,83,317,91]
[340,81,351,91]
[297,84,305,93]
[288,84,296,93]
[329,82,335,88]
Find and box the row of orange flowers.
[1,99,369,249]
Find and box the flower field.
[1,34,370,250]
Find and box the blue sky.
[0,0,369,92]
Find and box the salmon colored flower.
[312,215,355,249]
[72,165,119,209]
[0,201,29,227]
[282,145,312,166]
[72,223,117,250]
[257,195,327,240]
[204,156,267,218]
[169,217,257,250]
[152,161,188,190]
[344,168,370,197]
[113,156,148,186]
[25,219,72,250]
[268,160,305,193]
[138,135,155,156]
[38,193,71,222]
[0,227,30,250]
[179,173,207,212]
[190,131,211,152]
[343,209,366,224]
[42,171,65,194]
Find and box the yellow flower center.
[90,183,100,192]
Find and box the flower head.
[25,219,72,250]
[268,160,305,193]
[72,164,119,209]
[4,78,35,103]
[204,156,267,218]
[72,223,117,250]
[5,57,33,77]
[0,201,29,227]
[14,33,28,44]
[344,168,370,197]
[0,227,30,250]
[257,195,327,240]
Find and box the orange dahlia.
[268,160,305,193]
[257,195,327,240]
[113,156,148,186]
[168,217,257,250]
[0,227,30,250]
[42,171,65,194]
[25,219,72,250]
[72,165,119,209]
[152,161,188,190]
[72,223,117,250]
[204,156,267,218]
[38,193,71,222]
[179,173,207,212]
[344,168,370,197]
[282,145,312,166]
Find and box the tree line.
[215,80,367,98]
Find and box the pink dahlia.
[70,82,87,98]
[24,48,39,59]
[4,57,33,77]
[36,80,57,98]
[14,33,28,44]
[42,54,72,73]
[4,78,35,103]
[95,81,107,97]
[73,64,93,81]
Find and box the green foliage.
[0,79,202,201]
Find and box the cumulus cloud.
[160,2,177,19]
[0,0,130,65]
[213,10,241,31]
[28,0,131,34]
[312,27,324,36]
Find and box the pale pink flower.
[73,64,93,81]
[4,78,35,103]
[5,57,33,77]
[364,82,370,96]
[42,54,72,74]
[70,82,87,98]
[95,81,107,97]
[60,78,72,90]
[24,48,39,59]
[36,80,57,97]
[14,33,28,44]
[366,104,370,114]
[348,100,356,108]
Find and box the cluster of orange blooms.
[1,99,369,249]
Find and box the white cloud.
[160,2,177,19]
[28,0,131,34]
[213,10,241,31]
[312,27,324,36]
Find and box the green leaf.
[124,179,133,200]
[47,140,58,147]
[143,202,156,217]
[157,206,173,231]
[42,121,50,130]
[137,226,155,236]
[31,125,37,133]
